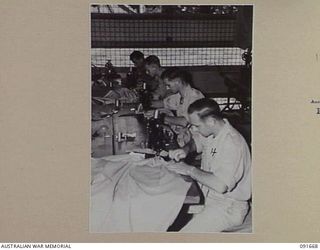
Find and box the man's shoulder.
[216,120,247,147]
[190,87,204,98]
[224,125,250,154]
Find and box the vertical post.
[111,115,116,155]
[139,5,145,14]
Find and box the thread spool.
[115,99,120,108]
[154,109,159,119]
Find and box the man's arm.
[168,134,245,194]
[164,116,188,127]
[150,100,164,108]
[188,166,228,194]
[166,162,228,194]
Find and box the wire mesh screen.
[91,18,236,48]
[91,48,245,67]
[91,5,247,67]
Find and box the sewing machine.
[92,101,179,158]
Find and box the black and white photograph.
[90,4,253,233]
[2,0,320,245]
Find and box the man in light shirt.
[151,68,204,146]
[167,98,251,232]
[161,67,204,127]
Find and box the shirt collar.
[212,118,231,140]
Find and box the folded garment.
[90,155,191,232]
[104,88,138,103]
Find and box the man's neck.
[212,119,226,137]
[179,84,190,97]
[155,67,164,79]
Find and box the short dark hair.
[145,55,161,66]
[160,67,193,86]
[188,98,223,120]
[130,51,144,61]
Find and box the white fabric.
[90,155,191,232]
[104,88,138,103]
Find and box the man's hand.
[169,148,187,161]
[166,162,193,176]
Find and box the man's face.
[188,112,213,137]
[163,78,180,94]
[145,64,158,78]
[132,58,144,68]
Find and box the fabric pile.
[90,154,191,232]
[104,88,139,103]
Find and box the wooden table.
[91,102,148,157]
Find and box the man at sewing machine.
[155,67,204,126]
[127,51,153,89]
[130,50,145,68]
[144,55,171,100]
[166,98,251,232]
[151,67,204,146]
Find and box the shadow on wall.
[191,70,228,94]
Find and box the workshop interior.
[90,5,252,233]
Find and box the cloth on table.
[92,87,138,105]
[104,88,138,103]
[90,154,192,232]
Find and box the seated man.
[144,55,171,100]
[166,98,252,232]
[151,68,204,146]
[128,51,153,89]
[130,50,145,69]
[153,67,204,127]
